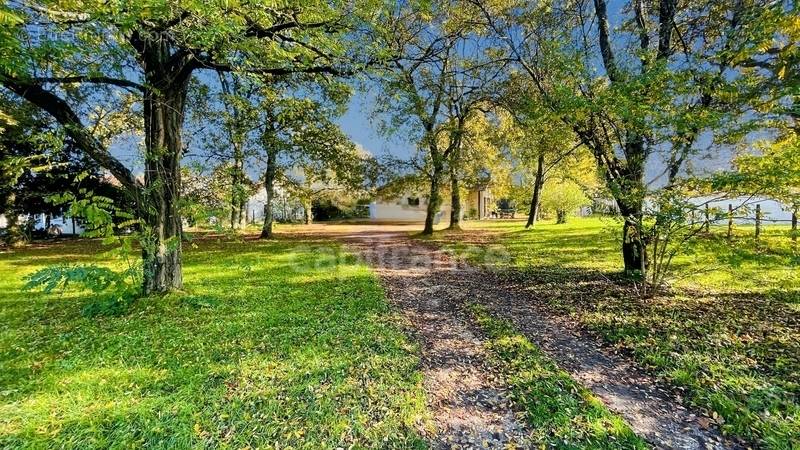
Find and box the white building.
[368,186,494,223]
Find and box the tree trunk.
[755,203,762,243]
[260,148,277,239]
[525,153,545,228]
[230,150,245,229]
[727,203,734,241]
[141,83,187,294]
[423,155,444,235]
[238,199,246,227]
[303,200,312,225]
[618,201,646,277]
[556,209,567,224]
[606,138,647,278]
[220,73,246,230]
[3,193,24,247]
[448,173,461,230]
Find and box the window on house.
[407,197,420,207]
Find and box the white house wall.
[369,196,451,224]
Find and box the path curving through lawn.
[344,229,529,448]
[305,224,742,449]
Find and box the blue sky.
[336,93,404,158]
[336,87,417,161]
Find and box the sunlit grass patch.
[0,236,429,449]
[469,304,647,449]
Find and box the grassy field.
[0,235,429,449]
[422,217,800,449]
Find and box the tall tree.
[218,73,258,229]
[453,108,512,221]
[1,1,380,293]
[375,0,500,233]
[495,88,581,229]
[472,0,762,277]
[253,86,363,238]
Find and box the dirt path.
[342,230,530,449]
[306,225,739,449]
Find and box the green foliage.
[539,179,590,224]
[23,262,140,318]
[0,237,429,448]
[24,182,147,307]
[24,264,132,294]
[706,134,800,208]
[469,304,647,449]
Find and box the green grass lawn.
[0,236,429,449]
[434,217,799,292]
[423,217,800,449]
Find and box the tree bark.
[140,80,187,294]
[525,153,545,228]
[260,148,277,238]
[621,214,646,276]
[303,199,312,225]
[230,141,246,229]
[230,182,239,229]
[593,136,647,277]
[448,172,461,230]
[2,193,24,247]
[423,154,444,235]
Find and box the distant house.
[0,213,84,235]
[368,186,494,223]
[466,186,495,220]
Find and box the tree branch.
[593,0,620,82]
[657,0,677,60]
[29,76,145,92]
[189,54,348,76]
[2,77,143,197]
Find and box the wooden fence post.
[755,204,762,243]
[727,203,733,241]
